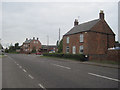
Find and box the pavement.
[2,54,119,88]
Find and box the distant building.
[63,10,115,55]
[21,37,42,54]
[41,45,57,53]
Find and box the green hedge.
[43,53,87,61]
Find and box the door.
[72,46,76,54]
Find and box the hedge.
[43,53,87,61]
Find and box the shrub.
[43,53,86,61]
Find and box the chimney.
[74,19,79,26]
[26,38,28,41]
[37,38,38,40]
[99,10,104,20]
[33,37,35,40]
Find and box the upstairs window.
[66,37,69,44]
[66,46,69,53]
[80,34,84,42]
[79,45,83,54]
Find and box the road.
[2,54,119,88]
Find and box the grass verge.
[89,60,119,65]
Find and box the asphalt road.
[2,54,119,88]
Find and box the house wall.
[89,49,120,61]
[63,31,115,55]
[29,40,41,52]
[63,32,85,54]
[21,40,41,53]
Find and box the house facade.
[63,10,115,55]
[21,37,42,54]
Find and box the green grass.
[89,60,119,65]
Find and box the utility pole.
[47,35,49,52]
[59,28,60,44]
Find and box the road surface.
[2,54,119,88]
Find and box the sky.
[1,0,119,48]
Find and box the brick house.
[21,37,42,54]
[63,10,115,55]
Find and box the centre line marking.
[23,69,27,73]
[38,83,46,90]
[52,64,71,69]
[19,66,22,69]
[28,74,34,79]
[17,64,19,66]
[88,72,120,82]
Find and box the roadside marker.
[88,72,120,82]
[19,66,22,69]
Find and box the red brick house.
[63,10,115,55]
[21,37,42,54]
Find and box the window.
[66,37,69,44]
[66,46,69,53]
[79,45,83,54]
[72,46,76,54]
[80,34,84,42]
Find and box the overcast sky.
[1,0,119,48]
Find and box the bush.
[43,53,86,61]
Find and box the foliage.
[57,39,63,53]
[6,42,20,53]
[5,48,9,53]
[43,53,86,61]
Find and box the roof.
[24,39,32,44]
[64,19,100,36]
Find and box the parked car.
[36,52,42,55]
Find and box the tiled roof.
[24,39,32,44]
[64,19,100,35]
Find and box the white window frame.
[79,45,83,54]
[80,34,84,42]
[72,46,76,54]
[66,37,69,44]
[66,46,69,53]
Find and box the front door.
[72,46,76,54]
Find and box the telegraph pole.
[59,28,60,44]
[47,35,49,52]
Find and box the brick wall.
[89,49,120,61]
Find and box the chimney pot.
[74,19,79,26]
[33,37,35,40]
[99,10,104,20]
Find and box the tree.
[57,39,63,53]
[5,48,9,53]
[15,43,20,49]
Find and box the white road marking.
[28,74,34,79]
[23,69,27,73]
[16,64,19,66]
[38,83,46,90]
[88,72,120,82]
[52,64,71,69]
[19,66,22,69]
